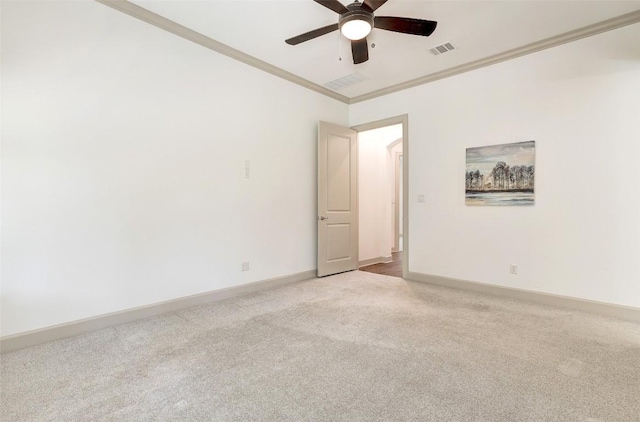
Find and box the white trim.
[392,151,402,253]
[407,272,640,322]
[95,0,349,104]
[359,256,393,268]
[0,270,316,353]
[95,3,640,105]
[95,0,640,104]
[385,136,403,253]
[350,10,640,104]
[386,137,403,151]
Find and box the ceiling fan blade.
[362,0,389,12]
[313,0,349,14]
[285,23,339,45]
[374,16,438,37]
[351,38,369,64]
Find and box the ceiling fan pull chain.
[338,32,343,61]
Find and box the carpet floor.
[1,271,639,421]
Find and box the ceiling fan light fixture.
[341,18,372,40]
[339,10,374,41]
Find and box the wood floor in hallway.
[359,252,403,278]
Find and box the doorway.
[352,115,408,278]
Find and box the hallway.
[359,252,403,278]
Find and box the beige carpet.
[1,271,639,421]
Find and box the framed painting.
[465,140,535,205]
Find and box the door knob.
[319,216,329,221]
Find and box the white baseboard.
[1,270,317,353]
[7,270,634,353]
[406,271,640,322]
[359,256,393,268]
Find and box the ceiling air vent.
[429,42,456,56]
[324,72,368,91]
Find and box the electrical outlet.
[241,261,250,272]
[510,264,518,275]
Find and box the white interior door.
[317,121,358,277]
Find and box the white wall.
[3,3,638,339]
[351,23,640,308]
[358,125,402,262]
[0,0,348,336]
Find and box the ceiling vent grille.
[324,72,368,91]
[429,42,456,56]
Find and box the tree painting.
[465,141,535,205]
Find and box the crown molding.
[95,0,350,104]
[349,9,640,104]
[96,2,639,106]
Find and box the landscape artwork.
[465,140,535,205]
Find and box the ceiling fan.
[285,0,438,65]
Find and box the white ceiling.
[129,0,640,100]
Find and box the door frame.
[386,137,403,253]
[351,114,409,279]
[393,151,403,253]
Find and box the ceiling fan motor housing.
[339,3,374,35]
